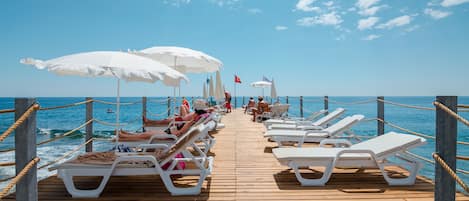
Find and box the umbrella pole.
[116,78,120,144]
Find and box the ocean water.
[1,96,469,192]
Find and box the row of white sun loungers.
[56,110,226,198]
[264,108,426,187]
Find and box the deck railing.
[0,96,469,200]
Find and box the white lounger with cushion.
[267,108,345,130]
[265,115,364,146]
[272,132,426,186]
[56,124,213,198]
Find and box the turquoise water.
[1,96,469,191]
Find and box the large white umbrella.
[136,46,223,73]
[20,51,188,144]
[250,81,272,97]
[271,79,277,101]
[214,71,224,101]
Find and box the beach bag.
[162,153,186,170]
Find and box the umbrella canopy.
[20,51,188,86]
[270,79,277,100]
[250,81,272,88]
[214,71,224,101]
[136,46,223,73]
[203,82,208,99]
[209,75,215,97]
[20,51,188,144]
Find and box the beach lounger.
[267,108,345,130]
[56,124,213,198]
[265,115,364,146]
[272,132,426,186]
[263,109,327,128]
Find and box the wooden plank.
[86,97,93,152]
[377,96,384,135]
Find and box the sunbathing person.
[121,109,209,141]
[143,105,195,127]
[244,97,256,114]
[251,96,270,122]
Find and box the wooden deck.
[4,110,469,200]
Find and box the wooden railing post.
[377,96,384,135]
[142,97,147,119]
[300,96,303,118]
[167,96,171,117]
[15,98,38,201]
[435,96,457,201]
[242,96,245,107]
[286,96,289,104]
[85,97,93,152]
[234,95,237,109]
[324,96,329,115]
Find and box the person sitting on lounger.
[251,96,270,122]
[244,97,256,114]
[121,109,208,141]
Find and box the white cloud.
[424,8,452,19]
[358,17,380,30]
[248,8,263,14]
[210,0,240,8]
[441,0,469,7]
[376,15,411,29]
[295,0,321,12]
[336,34,346,41]
[275,26,288,31]
[297,12,343,26]
[355,0,379,10]
[358,6,383,16]
[405,25,420,32]
[348,7,357,12]
[362,34,381,40]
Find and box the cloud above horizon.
[297,12,343,26]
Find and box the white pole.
[116,78,120,144]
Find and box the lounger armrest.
[319,139,352,148]
[149,134,178,141]
[137,144,169,150]
[335,149,377,161]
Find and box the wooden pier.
[3,109,469,200]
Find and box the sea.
[1,96,469,192]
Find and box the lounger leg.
[378,159,420,185]
[59,169,113,198]
[288,160,334,186]
[160,157,213,195]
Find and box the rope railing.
[39,138,93,170]
[458,105,469,109]
[36,119,94,146]
[94,118,140,127]
[0,104,40,143]
[38,99,92,111]
[93,99,141,106]
[378,99,435,111]
[0,161,15,167]
[404,151,469,175]
[148,108,171,117]
[0,109,15,114]
[302,98,323,103]
[148,98,171,103]
[433,153,469,193]
[434,101,469,128]
[0,157,40,199]
[327,98,376,105]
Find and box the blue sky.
[1,0,468,97]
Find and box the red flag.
[234,75,241,83]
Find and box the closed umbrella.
[271,79,277,101]
[20,51,188,143]
[214,71,224,101]
[203,82,208,99]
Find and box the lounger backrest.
[312,108,345,126]
[159,124,210,164]
[351,132,426,159]
[322,114,364,135]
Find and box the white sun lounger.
[267,108,346,130]
[263,109,327,128]
[57,124,213,198]
[265,115,364,146]
[272,132,426,186]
